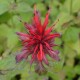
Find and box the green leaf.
[17,0,41,5]
[0,12,12,23]
[0,24,18,49]
[15,2,32,13]
[74,65,80,75]
[8,15,23,31]
[37,3,45,11]
[63,66,75,78]
[0,3,8,15]
[19,12,33,23]
[66,40,80,55]
[60,0,80,13]
[0,0,14,3]
[54,38,62,45]
[62,27,78,43]
[7,29,18,49]
[0,54,29,80]
[55,12,73,33]
[0,24,10,37]
[0,55,15,69]
[0,24,10,54]
[72,0,80,13]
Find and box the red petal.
[50,33,61,37]
[25,40,36,47]
[24,22,35,31]
[29,30,36,35]
[44,27,52,36]
[30,45,38,64]
[44,33,60,41]
[37,44,43,61]
[16,32,29,37]
[48,50,60,61]
[33,9,42,33]
[16,50,27,63]
[34,35,41,40]
[16,32,29,41]
[43,54,49,65]
[37,51,41,61]
[32,45,38,57]
[22,40,30,44]
[44,42,51,50]
[43,11,50,31]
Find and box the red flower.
[16,6,60,74]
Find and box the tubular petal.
[50,33,61,37]
[44,33,60,41]
[43,11,50,31]
[43,54,49,65]
[34,7,42,33]
[44,42,51,50]
[49,50,60,61]
[16,50,27,63]
[44,27,52,36]
[16,32,29,37]
[37,44,44,61]
[30,45,38,64]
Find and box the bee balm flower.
[16,6,60,74]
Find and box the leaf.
[60,0,80,13]
[49,0,61,17]
[0,24,10,54]
[0,24,10,37]
[20,0,41,5]
[62,27,78,43]
[37,3,45,11]
[0,12,12,23]
[54,38,62,45]
[74,65,80,75]
[15,2,32,13]
[19,12,33,22]
[72,0,80,13]
[66,58,74,67]
[8,15,23,31]
[0,54,29,80]
[55,12,73,33]
[67,40,80,55]
[7,29,18,49]
[64,44,77,59]
[0,0,14,3]
[63,66,75,78]
[0,24,18,49]
[0,3,8,15]
[0,55,15,69]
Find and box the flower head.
[16,6,60,74]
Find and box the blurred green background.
[0,0,80,80]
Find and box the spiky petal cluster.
[16,7,60,74]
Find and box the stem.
[70,0,72,15]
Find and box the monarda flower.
[16,6,60,74]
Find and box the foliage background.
[0,0,80,80]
